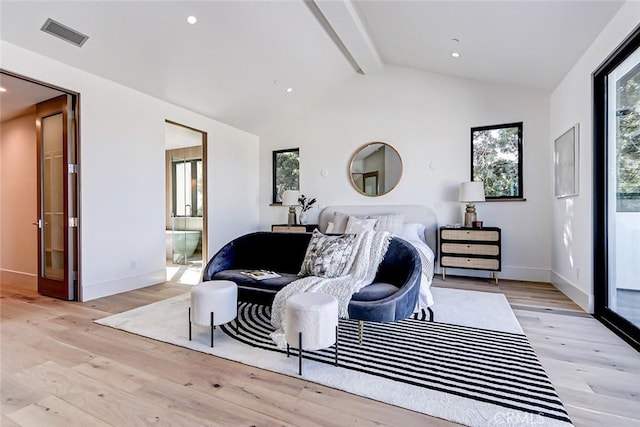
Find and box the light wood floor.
[1,276,639,426]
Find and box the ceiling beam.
[308,0,382,75]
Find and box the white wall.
[1,41,260,301]
[259,64,551,282]
[550,1,640,312]
[0,111,37,289]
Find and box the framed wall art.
[554,123,579,198]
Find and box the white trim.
[436,265,551,283]
[81,269,166,302]
[0,269,37,290]
[551,271,592,313]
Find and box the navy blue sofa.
[202,232,421,323]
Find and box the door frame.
[593,25,640,351]
[1,69,81,300]
[165,119,208,264]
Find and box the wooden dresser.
[271,224,318,233]
[439,226,501,284]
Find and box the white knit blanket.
[270,230,392,348]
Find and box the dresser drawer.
[441,256,500,270]
[441,243,499,256]
[272,225,307,233]
[441,229,499,241]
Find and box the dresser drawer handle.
[466,245,471,248]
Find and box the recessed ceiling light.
[451,52,460,58]
[286,87,293,93]
[187,16,197,25]
[0,87,6,93]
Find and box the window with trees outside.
[615,66,640,212]
[471,122,523,199]
[272,148,300,204]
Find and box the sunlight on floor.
[166,262,203,285]
[178,268,202,285]
[166,266,180,281]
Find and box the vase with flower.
[297,194,316,225]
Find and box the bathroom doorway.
[164,120,207,285]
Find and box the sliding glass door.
[594,26,640,351]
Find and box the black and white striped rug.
[95,289,572,426]
[222,302,571,425]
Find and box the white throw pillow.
[368,213,405,235]
[345,216,378,234]
[400,222,427,244]
[325,222,335,233]
[332,211,350,233]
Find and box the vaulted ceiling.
[0,1,624,133]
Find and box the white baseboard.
[0,269,37,290]
[436,265,551,283]
[551,271,592,313]
[81,269,166,302]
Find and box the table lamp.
[282,190,300,226]
[459,181,485,227]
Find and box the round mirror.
[349,142,402,197]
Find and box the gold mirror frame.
[349,142,403,197]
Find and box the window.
[172,158,202,216]
[471,122,523,199]
[272,148,299,204]
[614,64,640,212]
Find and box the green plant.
[298,194,316,212]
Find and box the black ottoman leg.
[211,311,215,347]
[298,332,303,376]
[335,325,339,366]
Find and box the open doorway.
[0,71,80,300]
[164,120,207,285]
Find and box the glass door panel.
[607,51,640,329]
[41,113,65,280]
[171,155,203,265]
[172,157,188,264]
[196,160,203,216]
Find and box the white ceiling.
[0,1,624,134]
[353,1,624,90]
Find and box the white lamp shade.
[459,181,485,202]
[282,190,300,206]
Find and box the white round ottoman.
[189,280,238,347]
[284,292,339,375]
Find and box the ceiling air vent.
[41,18,89,47]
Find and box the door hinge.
[68,163,78,174]
[69,217,78,227]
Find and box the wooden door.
[35,95,77,300]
